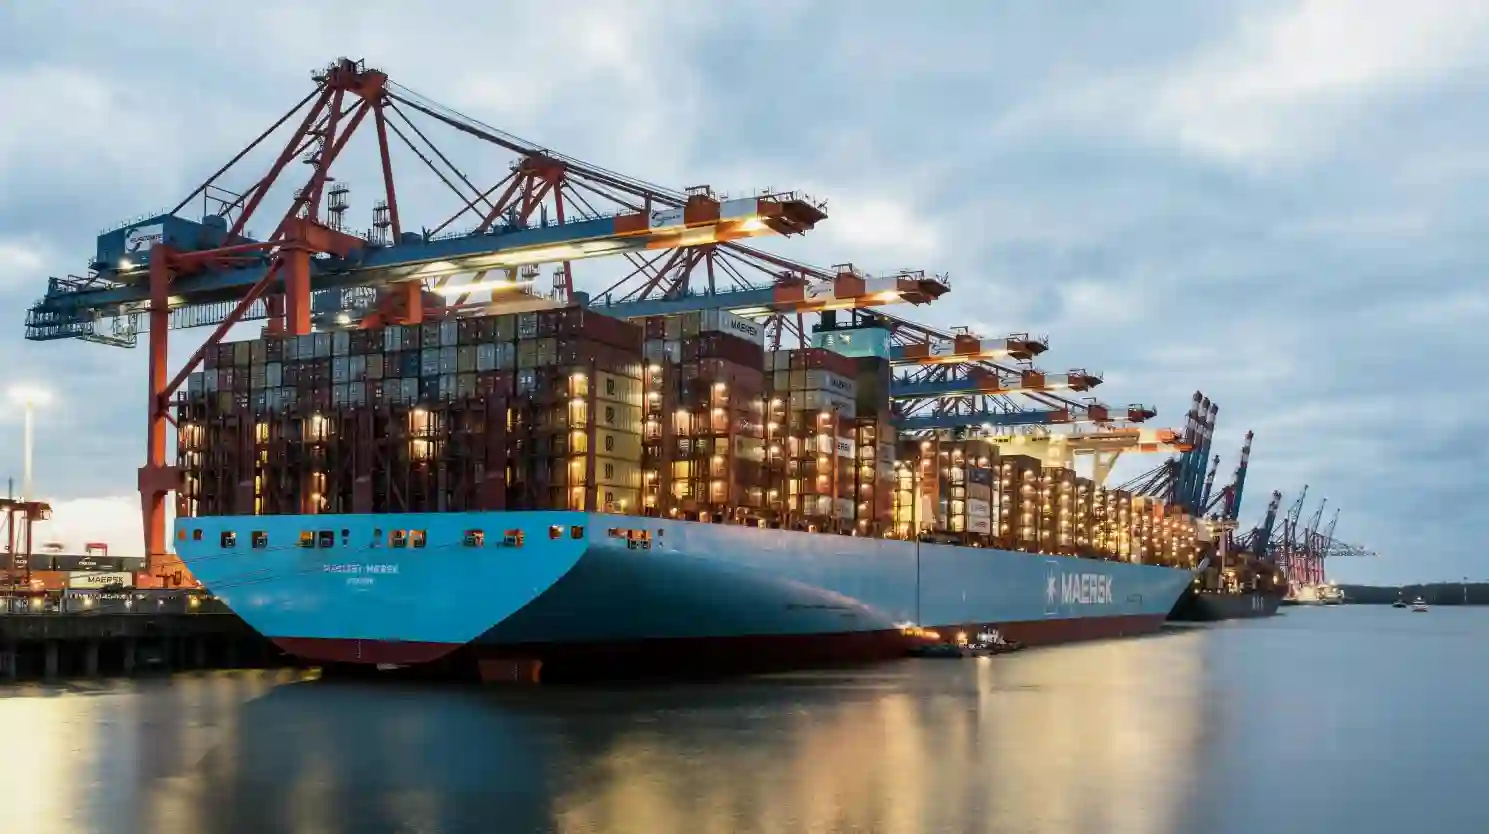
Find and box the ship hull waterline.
[1168,588,1283,622]
[176,511,1195,680]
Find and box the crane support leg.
[284,246,313,335]
[138,254,184,586]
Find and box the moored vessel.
[1169,587,1282,621]
[1167,531,1285,623]
[1282,584,1323,606]
[178,512,1193,679]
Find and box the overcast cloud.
[0,0,1484,584]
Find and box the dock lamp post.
[9,386,52,500]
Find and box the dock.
[0,590,293,681]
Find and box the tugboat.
[1392,592,1407,609]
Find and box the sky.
[0,0,1485,584]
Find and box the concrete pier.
[0,595,299,681]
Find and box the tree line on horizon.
[1339,583,1489,606]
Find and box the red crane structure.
[23,57,1172,586]
[25,58,836,585]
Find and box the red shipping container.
[695,331,765,369]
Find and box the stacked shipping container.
[177,307,642,517]
[174,307,1198,568]
[764,348,859,532]
[639,310,766,521]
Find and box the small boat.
[1411,598,1429,613]
[909,628,1025,658]
[1392,598,1407,609]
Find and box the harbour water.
[1,606,1485,834]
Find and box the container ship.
[172,307,1201,680]
[18,58,1213,680]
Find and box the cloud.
[30,495,167,558]
[0,237,47,290]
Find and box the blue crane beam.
[893,408,1094,432]
[31,214,707,322]
[891,370,1103,400]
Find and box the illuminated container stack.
[764,348,859,531]
[849,356,896,536]
[507,309,645,514]
[176,307,643,517]
[639,310,767,521]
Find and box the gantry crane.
[22,56,1181,581]
[23,57,843,580]
[804,308,1160,435]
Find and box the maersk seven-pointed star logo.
[1046,569,1061,606]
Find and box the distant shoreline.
[1339,584,1489,606]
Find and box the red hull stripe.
[271,612,1168,668]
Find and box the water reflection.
[0,634,1208,834]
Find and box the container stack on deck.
[639,310,766,522]
[178,307,643,518]
[763,347,860,533]
[176,305,1201,568]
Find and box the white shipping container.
[792,390,856,418]
[968,498,991,518]
[384,325,404,352]
[440,319,460,347]
[332,357,350,383]
[439,346,458,374]
[836,436,854,458]
[701,309,765,346]
[67,572,132,589]
[969,516,992,534]
[805,370,857,397]
[421,349,440,377]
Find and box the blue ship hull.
[176,511,1194,676]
